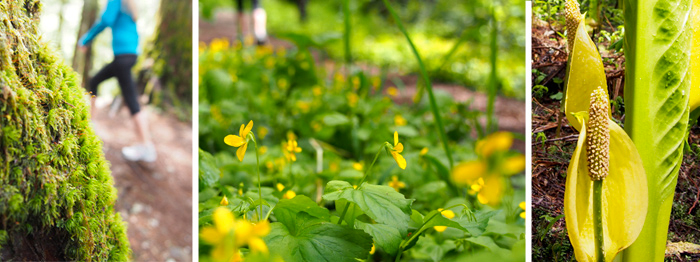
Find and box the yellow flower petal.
[434,226,447,232]
[420,147,429,156]
[200,227,223,244]
[441,209,455,219]
[476,132,513,157]
[503,154,526,176]
[451,161,486,186]
[248,237,268,254]
[565,114,647,262]
[236,142,248,161]
[392,152,406,170]
[477,176,504,206]
[394,131,399,146]
[220,196,229,206]
[564,16,610,131]
[519,201,526,210]
[520,211,526,219]
[370,243,376,254]
[276,183,285,192]
[394,142,404,153]
[224,135,245,147]
[283,190,296,199]
[213,207,234,233]
[242,120,254,137]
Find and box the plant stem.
[380,0,453,168]
[593,180,604,262]
[487,6,498,133]
[337,202,351,225]
[357,144,385,187]
[253,137,263,222]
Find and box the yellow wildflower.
[352,77,360,90]
[390,131,407,169]
[283,138,302,162]
[433,208,456,232]
[468,177,485,195]
[476,132,513,157]
[312,86,323,96]
[387,87,399,97]
[388,176,406,191]
[265,161,274,170]
[258,126,269,139]
[330,162,339,172]
[220,196,229,206]
[476,176,504,206]
[420,147,429,156]
[503,154,526,175]
[283,190,296,199]
[394,114,407,126]
[451,161,486,186]
[352,162,364,171]
[370,243,376,255]
[259,146,268,155]
[224,120,254,161]
[276,183,285,192]
[278,78,289,90]
[209,38,229,53]
[347,92,358,107]
[200,208,271,260]
[519,202,526,219]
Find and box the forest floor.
[531,18,700,262]
[92,104,192,262]
[199,11,526,152]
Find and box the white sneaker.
[121,144,157,162]
[252,7,267,44]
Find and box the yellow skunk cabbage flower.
[564,3,609,131]
[563,3,648,261]
[224,120,254,161]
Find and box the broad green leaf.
[198,148,219,188]
[322,113,350,126]
[564,17,609,131]
[622,0,692,261]
[410,235,456,262]
[264,213,373,262]
[453,210,498,237]
[355,220,403,255]
[465,236,509,253]
[323,180,413,234]
[421,209,468,232]
[274,195,330,230]
[565,114,648,262]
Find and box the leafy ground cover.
[531,1,700,261]
[197,21,526,262]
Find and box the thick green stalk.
[487,6,498,133]
[593,180,604,262]
[381,0,454,168]
[621,0,692,261]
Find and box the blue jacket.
[80,0,139,55]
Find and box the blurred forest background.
[39,1,193,261]
[200,0,526,100]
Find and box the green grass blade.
[487,6,498,133]
[381,0,454,168]
[621,0,692,261]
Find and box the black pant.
[89,54,140,115]
[236,0,260,11]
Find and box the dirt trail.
[92,105,192,262]
[200,11,526,151]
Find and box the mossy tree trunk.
[0,1,130,261]
[71,0,99,90]
[140,0,192,119]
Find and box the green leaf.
[465,236,509,253]
[198,148,219,188]
[355,220,403,255]
[323,180,413,234]
[453,210,498,237]
[265,213,373,262]
[411,235,456,262]
[421,210,468,232]
[274,195,330,230]
[322,113,350,126]
[622,0,693,261]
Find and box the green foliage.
[0,1,129,260]
[198,37,525,260]
[622,0,692,260]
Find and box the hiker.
[79,0,157,162]
[235,0,268,45]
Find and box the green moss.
[0,1,130,260]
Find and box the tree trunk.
[72,0,99,90]
[0,1,130,261]
[139,0,192,119]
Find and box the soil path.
[200,11,526,151]
[92,105,192,262]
